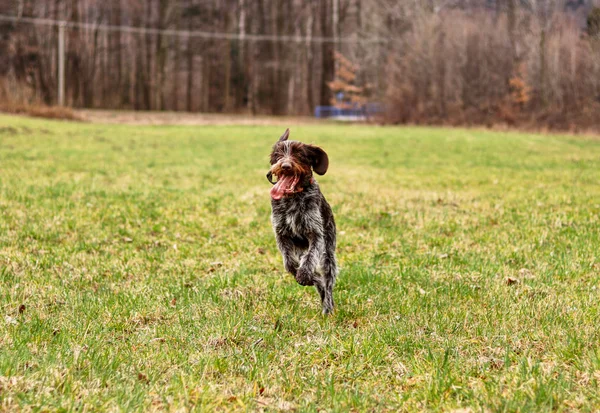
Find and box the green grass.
[1,115,600,412]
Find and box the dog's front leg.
[295,233,324,286]
[275,233,299,277]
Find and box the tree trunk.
[305,9,315,113]
[173,35,181,111]
[69,0,81,106]
[507,0,517,62]
[239,0,248,111]
[111,0,122,104]
[186,33,194,112]
[539,28,547,107]
[223,9,232,112]
[155,0,169,110]
[436,24,446,116]
[320,0,334,106]
[271,0,281,114]
[333,0,339,66]
[201,54,210,112]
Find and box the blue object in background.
[314,103,384,119]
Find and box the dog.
[266,128,338,314]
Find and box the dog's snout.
[281,162,292,171]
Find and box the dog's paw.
[284,262,298,276]
[322,304,334,316]
[295,267,314,286]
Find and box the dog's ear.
[278,128,290,143]
[307,145,329,175]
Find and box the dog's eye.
[270,153,282,164]
[296,151,310,163]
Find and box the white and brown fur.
[267,129,338,314]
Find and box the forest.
[1,0,600,129]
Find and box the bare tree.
[2,0,600,130]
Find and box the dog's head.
[267,128,329,200]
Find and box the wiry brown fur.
[269,141,312,180]
[267,129,338,314]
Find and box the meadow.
[1,114,599,411]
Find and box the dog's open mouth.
[270,174,300,200]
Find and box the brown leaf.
[257,248,266,255]
[137,373,149,384]
[490,359,505,370]
[506,277,519,286]
[170,298,177,307]
[259,387,265,395]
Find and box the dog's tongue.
[270,175,300,200]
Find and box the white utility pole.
[58,22,65,106]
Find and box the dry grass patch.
[0,103,82,121]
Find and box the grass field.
[1,114,600,412]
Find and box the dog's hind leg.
[315,254,337,315]
[315,282,334,315]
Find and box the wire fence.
[1,13,383,113]
[0,14,388,44]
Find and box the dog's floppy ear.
[307,145,329,175]
[278,128,290,143]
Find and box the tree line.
[1,0,600,130]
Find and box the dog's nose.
[281,162,292,171]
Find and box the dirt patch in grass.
[75,109,331,126]
[0,103,82,121]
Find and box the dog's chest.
[283,208,305,236]
[271,195,320,237]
